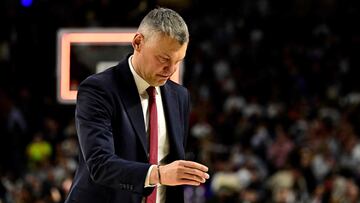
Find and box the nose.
[164,63,178,74]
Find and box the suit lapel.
[115,57,185,159]
[115,60,148,155]
[161,84,184,160]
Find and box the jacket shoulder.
[79,65,118,89]
[166,80,189,96]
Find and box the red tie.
[146,86,158,203]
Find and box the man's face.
[133,33,188,86]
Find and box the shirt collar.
[128,55,158,96]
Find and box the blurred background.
[1,0,360,202]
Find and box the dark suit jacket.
[65,55,190,203]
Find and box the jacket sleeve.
[183,89,191,151]
[75,76,152,195]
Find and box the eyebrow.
[160,54,171,59]
[177,58,184,63]
[159,53,185,62]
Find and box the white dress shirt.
[128,55,169,203]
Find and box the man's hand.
[150,160,210,186]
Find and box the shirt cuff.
[144,165,157,188]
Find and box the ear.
[132,33,143,52]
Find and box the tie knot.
[146,86,156,98]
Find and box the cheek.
[145,63,161,77]
[151,60,164,72]
[142,56,156,72]
[173,63,180,72]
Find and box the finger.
[178,179,202,186]
[182,168,210,179]
[181,173,206,183]
[181,161,208,172]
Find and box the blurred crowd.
[1,0,360,203]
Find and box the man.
[65,7,209,203]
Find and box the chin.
[156,80,167,86]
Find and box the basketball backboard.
[56,28,183,104]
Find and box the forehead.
[145,33,188,58]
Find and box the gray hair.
[138,7,189,45]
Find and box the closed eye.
[176,59,184,64]
[158,56,169,63]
